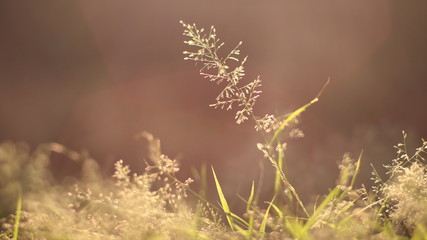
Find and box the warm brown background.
[1,1,426,206]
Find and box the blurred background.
[1,0,426,208]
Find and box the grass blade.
[230,212,249,227]
[303,186,341,232]
[270,98,318,145]
[259,196,276,234]
[211,167,235,230]
[270,202,283,218]
[247,181,255,212]
[274,142,284,195]
[284,217,305,239]
[13,188,22,240]
[350,151,363,190]
[245,181,256,239]
[269,78,329,145]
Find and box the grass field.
[0,22,426,240]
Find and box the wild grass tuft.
[181,21,427,239]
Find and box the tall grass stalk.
[12,189,21,240]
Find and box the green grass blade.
[259,196,276,234]
[269,78,329,145]
[284,218,295,236]
[270,98,318,145]
[247,181,255,212]
[254,160,265,206]
[230,212,249,227]
[303,186,341,232]
[270,202,283,218]
[350,151,363,190]
[243,182,256,239]
[234,224,250,238]
[247,216,254,240]
[274,142,284,195]
[13,189,22,240]
[284,217,305,239]
[211,167,235,230]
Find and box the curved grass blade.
[230,212,249,227]
[269,78,329,145]
[270,98,318,145]
[247,181,255,212]
[270,202,283,219]
[259,195,276,234]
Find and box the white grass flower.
[181,21,262,124]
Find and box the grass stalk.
[12,188,22,240]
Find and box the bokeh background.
[1,1,426,208]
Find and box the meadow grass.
[0,22,426,239]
